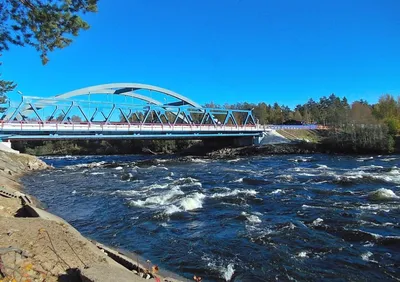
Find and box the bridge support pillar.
[232,137,255,147]
[253,136,262,146]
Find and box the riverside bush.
[320,124,394,154]
[385,118,400,136]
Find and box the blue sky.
[2,0,399,108]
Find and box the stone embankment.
[0,150,183,282]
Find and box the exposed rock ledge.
[0,150,49,191]
[0,150,183,282]
[206,142,318,159]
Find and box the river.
[22,154,400,281]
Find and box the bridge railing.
[0,120,327,132]
[261,124,320,130]
[0,120,261,132]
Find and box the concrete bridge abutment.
[0,140,20,154]
[202,136,257,149]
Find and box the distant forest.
[209,93,400,133]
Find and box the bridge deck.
[0,122,320,140]
[0,122,263,140]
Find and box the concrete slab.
[0,141,19,154]
[80,264,149,282]
[23,204,68,222]
[256,130,290,145]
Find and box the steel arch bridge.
[0,83,264,141]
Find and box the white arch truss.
[54,83,202,108]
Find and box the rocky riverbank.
[0,150,48,192]
[205,142,319,159]
[0,150,184,282]
[204,138,399,159]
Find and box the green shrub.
[385,118,400,136]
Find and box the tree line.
[207,93,400,134]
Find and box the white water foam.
[42,179,55,183]
[241,212,262,223]
[301,204,329,210]
[65,161,106,170]
[356,165,384,171]
[359,204,393,212]
[222,263,235,281]
[191,158,209,163]
[298,173,316,177]
[157,166,169,170]
[276,174,294,181]
[227,158,242,163]
[297,251,308,258]
[361,251,374,262]
[311,218,324,226]
[314,180,328,185]
[180,193,206,211]
[223,168,254,174]
[317,164,329,169]
[147,165,169,171]
[359,220,382,227]
[164,192,206,214]
[290,156,314,162]
[165,205,182,215]
[173,177,202,188]
[202,255,236,281]
[210,189,257,198]
[336,168,400,184]
[90,172,105,175]
[129,186,184,208]
[359,219,397,229]
[367,188,400,201]
[41,155,74,160]
[113,189,140,196]
[115,183,167,196]
[357,157,374,162]
[231,178,243,183]
[271,189,284,195]
[389,167,400,175]
[147,183,169,190]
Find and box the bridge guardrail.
[0,121,261,132]
[0,121,326,131]
[261,124,321,130]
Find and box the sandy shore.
[0,150,186,282]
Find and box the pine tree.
[0,0,98,103]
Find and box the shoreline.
[0,149,187,282]
[16,139,400,158]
